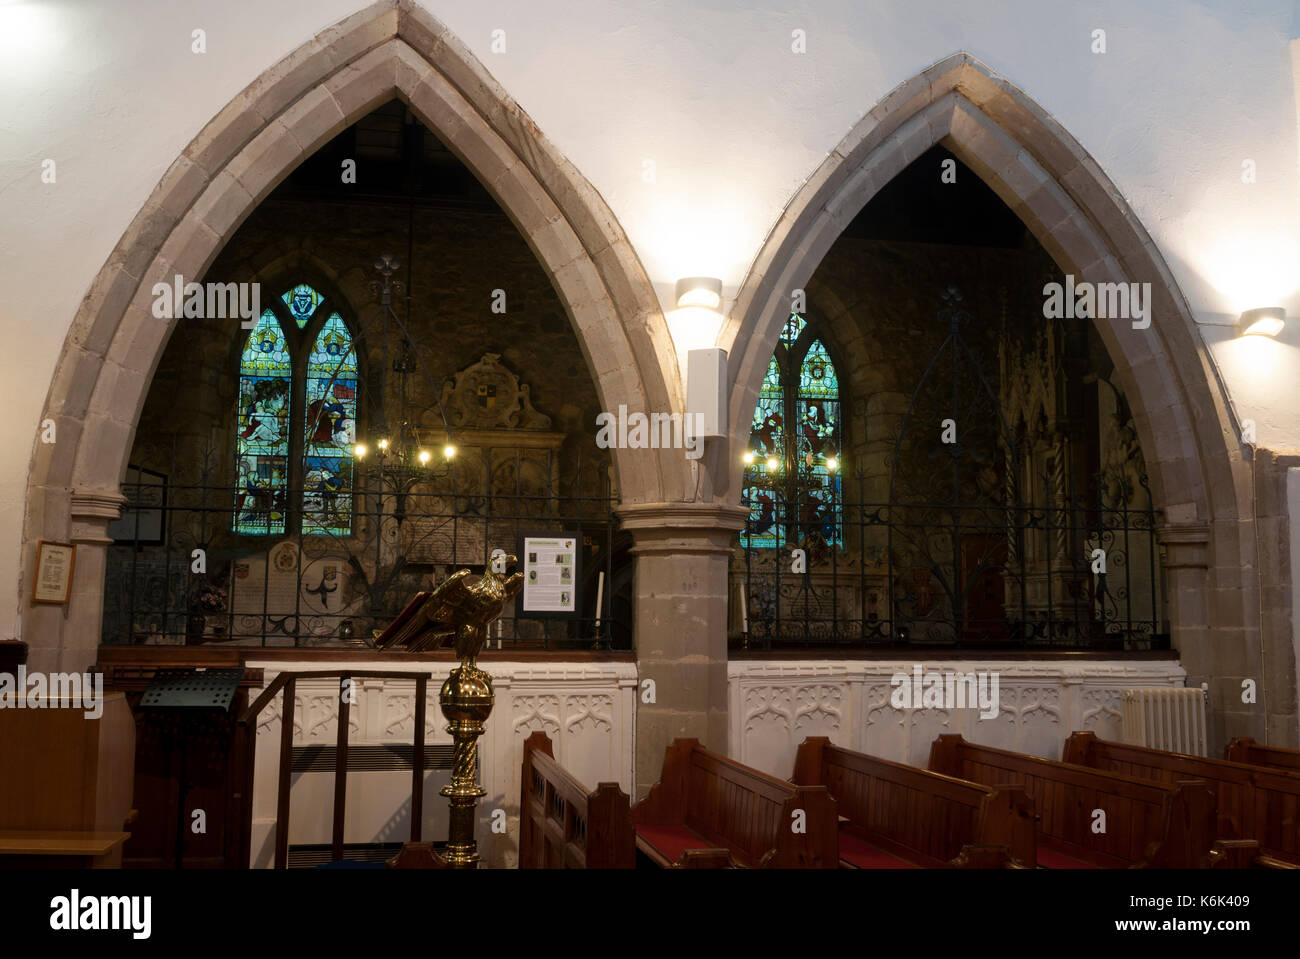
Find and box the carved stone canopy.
[439,353,551,430]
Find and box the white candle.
[739,583,748,633]
[593,570,605,635]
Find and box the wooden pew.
[1064,731,1299,868]
[1225,737,1300,776]
[792,737,1034,868]
[634,738,838,868]
[520,731,634,868]
[929,734,1217,868]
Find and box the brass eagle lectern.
[429,556,523,867]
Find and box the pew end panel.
[772,786,839,869]
[521,730,635,869]
[631,738,698,828]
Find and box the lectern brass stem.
[438,663,494,868]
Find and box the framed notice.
[32,541,76,605]
[108,465,167,545]
[516,532,580,617]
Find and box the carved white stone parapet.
[729,657,1188,776]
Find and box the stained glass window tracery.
[742,315,842,549]
[233,286,358,536]
[282,283,323,328]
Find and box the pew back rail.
[793,736,1035,868]
[929,734,1216,868]
[1064,731,1299,867]
[635,738,838,868]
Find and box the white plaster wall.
[3,0,1300,642]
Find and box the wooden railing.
[234,670,434,868]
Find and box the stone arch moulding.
[21,0,684,673]
[722,53,1269,744]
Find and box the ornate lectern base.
[438,663,494,868]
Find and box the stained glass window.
[282,283,322,328]
[795,339,841,545]
[743,316,842,549]
[235,310,291,535]
[234,285,359,537]
[745,354,785,549]
[302,313,357,535]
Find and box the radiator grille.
[1121,686,1208,756]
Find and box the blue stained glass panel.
[302,313,356,535]
[282,283,322,328]
[235,310,290,535]
[795,339,841,545]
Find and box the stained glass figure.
[795,339,841,545]
[302,313,356,535]
[744,354,785,549]
[742,318,842,549]
[235,310,290,535]
[282,283,322,328]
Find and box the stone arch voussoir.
[22,0,678,672]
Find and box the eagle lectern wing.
[424,568,476,624]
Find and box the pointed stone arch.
[21,0,681,672]
[723,53,1269,748]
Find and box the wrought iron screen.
[735,287,1168,651]
[103,438,628,651]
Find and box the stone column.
[617,502,748,800]
[24,488,124,675]
[1158,522,1238,752]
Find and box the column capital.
[616,501,749,556]
[69,488,127,546]
[1158,522,1210,570]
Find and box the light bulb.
[742,452,755,465]
[444,444,457,460]
[353,443,367,459]
[826,457,838,472]
[377,438,390,451]
[418,449,431,465]
[766,457,778,471]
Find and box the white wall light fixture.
[675,276,723,310]
[687,348,728,439]
[1238,307,1286,337]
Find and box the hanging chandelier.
[354,251,457,523]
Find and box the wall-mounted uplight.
[675,276,723,311]
[1238,307,1285,337]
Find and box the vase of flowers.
[187,582,228,644]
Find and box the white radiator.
[1121,686,1208,756]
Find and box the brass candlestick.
[429,555,523,868]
